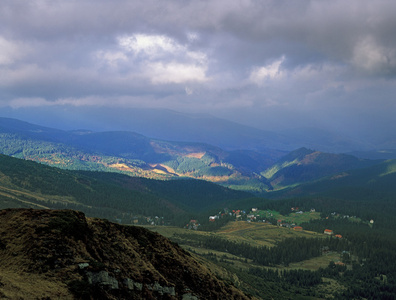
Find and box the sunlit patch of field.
[105,162,170,180]
[175,172,233,182]
[288,251,341,271]
[108,163,134,171]
[152,169,168,174]
[197,175,232,182]
[184,152,206,159]
[216,221,323,248]
[147,220,324,253]
[381,160,396,176]
[153,164,176,174]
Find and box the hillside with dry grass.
[0,209,250,299]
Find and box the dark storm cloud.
[1,0,396,143]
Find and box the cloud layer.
[1,0,396,141]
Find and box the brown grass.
[184,152,206,159]
[0,209,250,299]
[108,163,135,171]
[0,269,73,299]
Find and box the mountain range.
[0,117,383,193]
[4,107,394,153]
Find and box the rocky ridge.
[0,209,249,299]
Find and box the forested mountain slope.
[265,159,396,227]
[262,147,379,189]
[0,154,250,224]
[270,158,396,201]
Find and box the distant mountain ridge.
[2,107,383,152]
[269,159,396,204]
[262,147,380,189]
[0,117,382,192]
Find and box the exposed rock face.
[0,208,249,299]
[86,271,119,289]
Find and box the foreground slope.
[0,208,249,299]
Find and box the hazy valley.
[1,117,396,299]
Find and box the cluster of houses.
[208,208,248,222]
[324,229,343,238]
[291,207,316,213]
[185,219,200,230]
[276,220,303,230]
[145,216,165,226]
[208,208,274,224]
[203,207,370,237]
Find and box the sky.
[1,0,396,144]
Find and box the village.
[184,206,372,238]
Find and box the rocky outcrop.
[86,271,119,289]
[123,278,143,291]
[0,209,249,299]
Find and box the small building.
[252,208,258,212]
[186,219,200,230]
[324,229,334,235]
[293,226,303,231]
[335,234,342,239]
